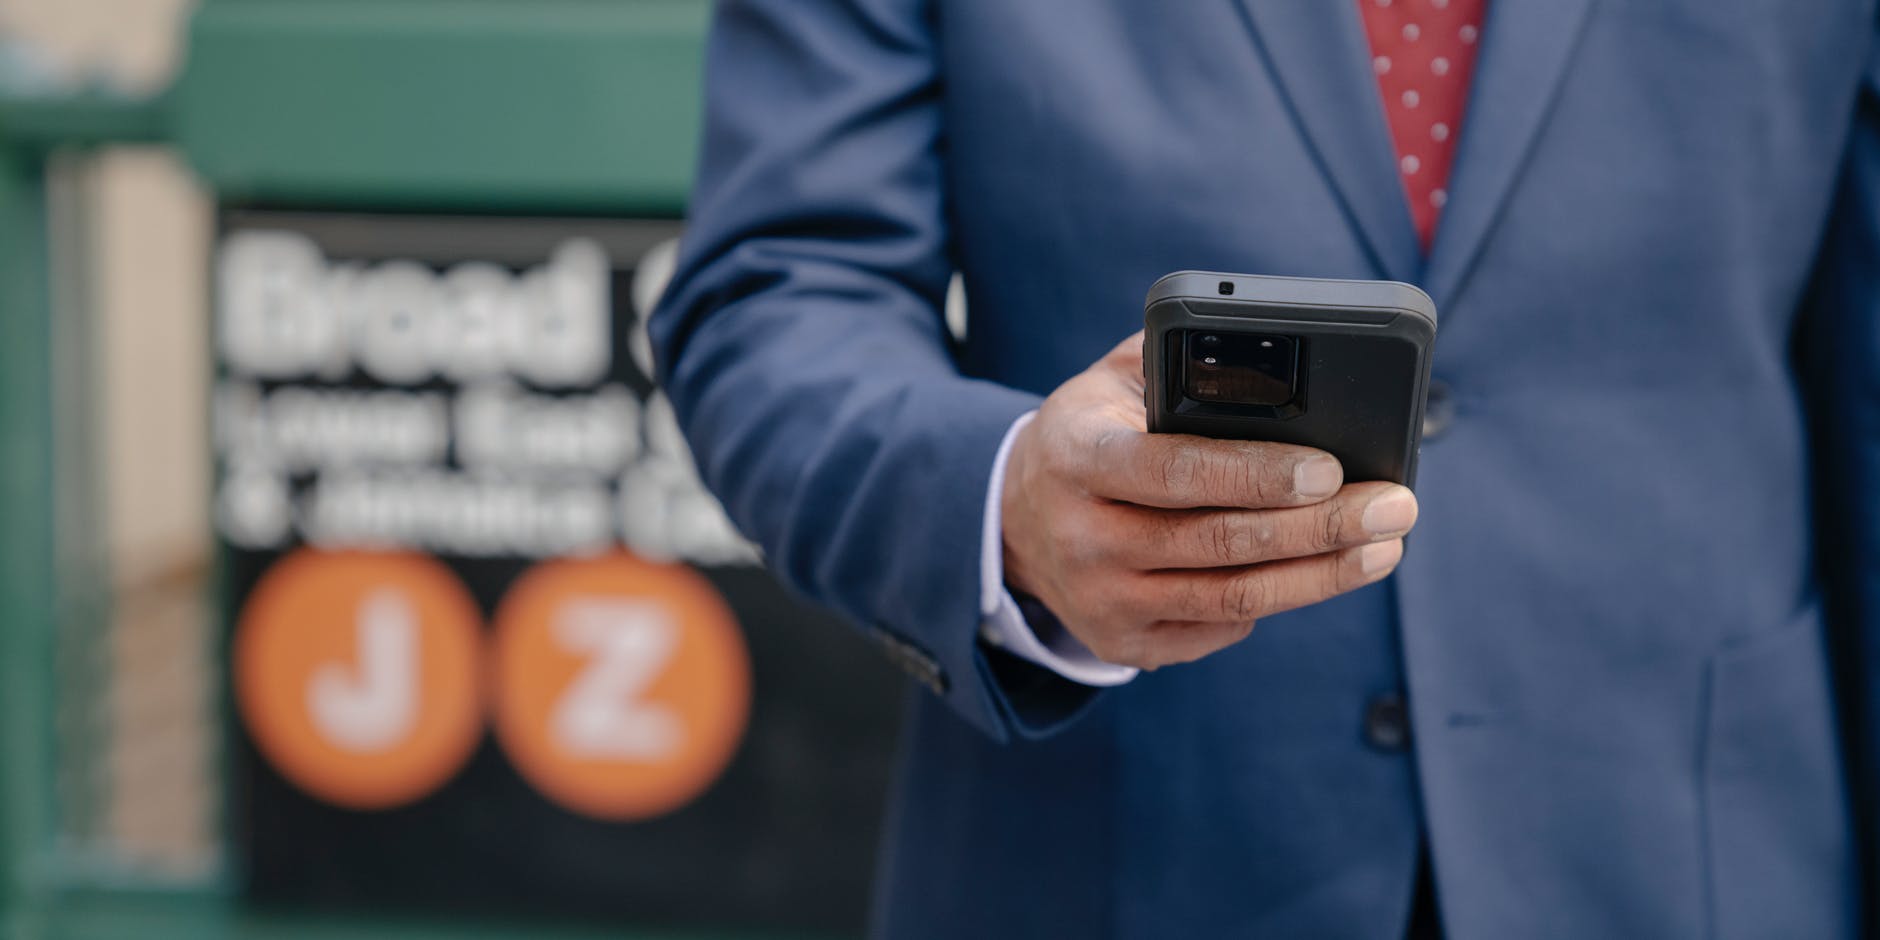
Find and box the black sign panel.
[214,210,905,931]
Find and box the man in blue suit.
[653,1,1880,936]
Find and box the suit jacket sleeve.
[1800,11,1880,899]
[650,0,1101,741]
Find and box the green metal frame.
[0,134,59,940]
[175,0,707,215]
[0,2,817,938]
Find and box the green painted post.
[175,0,707,215]
[0,145,56,940]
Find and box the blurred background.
[0,2,909,938]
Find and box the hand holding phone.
[1144,271,1438,486]
[997,311,1421,672]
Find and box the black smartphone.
[1144,270,1437,487]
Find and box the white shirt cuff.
[976,410,1139,688]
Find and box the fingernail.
[1360,540,1404,575]
[1294,456,1342,498]
[1362,488,1419,535]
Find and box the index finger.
[1083,429,1343,509]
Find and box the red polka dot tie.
[1358,0,1487,251]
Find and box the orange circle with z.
[491,552,751,822]
[233,550,484,811]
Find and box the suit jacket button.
[1365,694,1411,751]
[1422,380,1455,441]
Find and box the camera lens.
[1182,330,1298,407]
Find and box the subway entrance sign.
[212,211,906,931]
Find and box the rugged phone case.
[1144,271,1438,487]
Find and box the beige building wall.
[2,0,210,582]
[0,0,191,92]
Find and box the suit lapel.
[1236,1,1421,283]
[1422,0,1599,310]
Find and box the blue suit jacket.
[653,2,1880,936]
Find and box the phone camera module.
[1182,330,1298,407]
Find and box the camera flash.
[1261,341,1274,348]
[1203,357,1217,364]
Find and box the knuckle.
[1252,519,1280,552]
[1201,457,1249,506]
[1080,420,1116,458]
[1222,572,1272,621]
[1083,426,1133,490]
[1205,516,1250,564]
[1220,514,1281,562]
[1315,501,1349,552]
[1152,446,1199,496]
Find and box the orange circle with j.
[491,552,751,822]
[233,550,485,811]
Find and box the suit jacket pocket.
[1702,599,1855,940]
